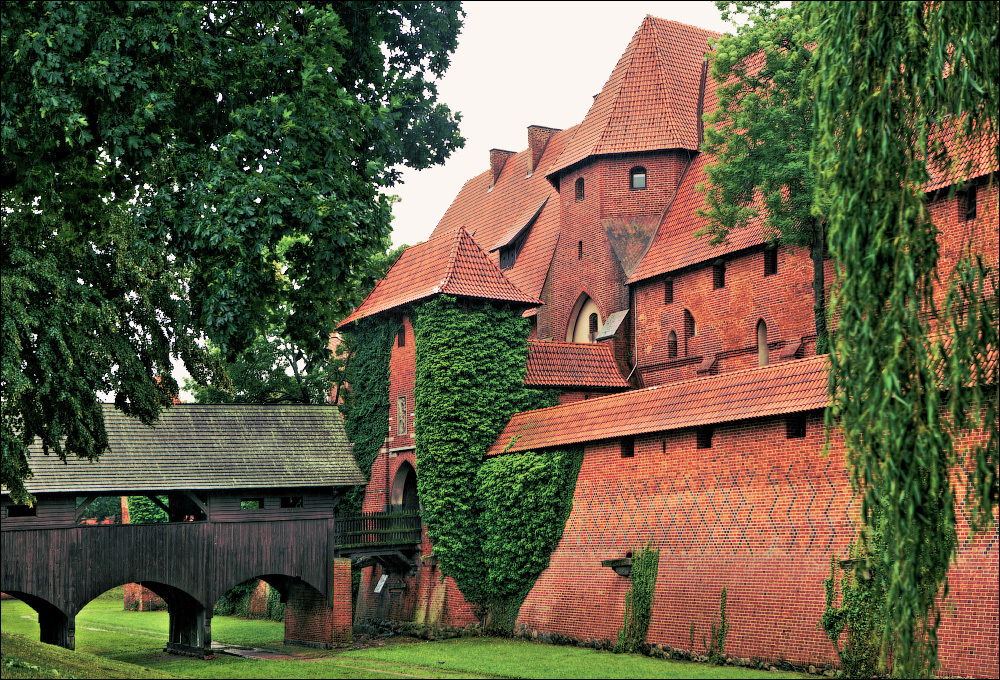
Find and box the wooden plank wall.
[1,495,77,531]
[1,519,335,616]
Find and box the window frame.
[629,166,647,191]
[575,177,585,202]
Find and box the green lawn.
[2,597,807,679]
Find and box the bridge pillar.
[165,601,212,658]
[283,558,352,647]
[39,609,74,650]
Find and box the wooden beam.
[75,495,99,522]
[179,491,209,519]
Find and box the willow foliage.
[808,2,999,676]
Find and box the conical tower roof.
[547,16,719,178]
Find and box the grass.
[2,597,808,679]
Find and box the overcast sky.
[174,1,739,399]
[387,1,738,247]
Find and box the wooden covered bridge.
[1,404,422,657]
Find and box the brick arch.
[73,577,206,618]
[564,290,603,343]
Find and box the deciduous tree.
[699,1,828,352]
[1,2,464,502]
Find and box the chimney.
[527,125,561,175]
[490,148,515,188]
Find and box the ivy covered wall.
[412,295,570,627]
[340,316,396,513]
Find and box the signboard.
[374,574,388,594]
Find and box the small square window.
[786,414,807,439]
[764,247,777,276]
[664,278,674,304]
[696,426,714,449]
[630,167,647,190]
[240,498,264,510]
[621,436,635,458]
[6,504,37,518]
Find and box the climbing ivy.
[615,543,659,654]
[476,447,583,630]
[340,316,396,514]
[413,295,561,622]
[822,520,890,678]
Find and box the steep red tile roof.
[525,341,630,389]
[430,128,575,301]
[627,150,767,283]
[487,355,828,455]
[338,227,539,328]
[925,123,999,192]
[546,16,719,178]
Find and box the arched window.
[397,326,405,348]
[578,240,583,259]
[683,309,696,355]
[575,177,585,201]
[663,278,674,304]
[667,331,677,358]
[757,319,768,366]
[567,295,602,344]
[630,166,647,190]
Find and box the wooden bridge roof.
[15,404,366,494]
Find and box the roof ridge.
[437,227,464,293]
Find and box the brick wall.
[513,413,998,677]
[634,244,833,386]
[283,560,353,647]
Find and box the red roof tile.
[338,227,539,327]
[925,123,999,192]
[627,150,767,283]
[487,355,828,455]
[525,341,630,389]
[429,127,576,301]
[546,16,719,177]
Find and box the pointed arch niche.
[566,294,602,343]
[390,461,419,511]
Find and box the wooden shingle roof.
[15,404,366,494]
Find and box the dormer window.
[575,177,585,202]
[630,166,647,190]
[499,228,530,270]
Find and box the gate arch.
[390,462,419,511]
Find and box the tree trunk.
[811,218,829,354]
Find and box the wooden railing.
[335,511,422,550]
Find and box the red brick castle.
[339,15,998,676]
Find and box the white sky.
[387,1,737,247]
[173,1,738,400]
